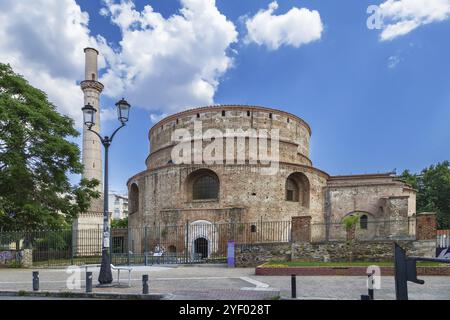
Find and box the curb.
[0,290,168,300]
[255,266,450,276]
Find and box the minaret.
[80,47,104,213]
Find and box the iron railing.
[437,230,450,248]
[0,218,421,267]
[0,220,292,267]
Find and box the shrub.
[342,215,360,230]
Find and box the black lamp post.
[82,98,131,285]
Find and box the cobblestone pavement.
[0,265,449,300]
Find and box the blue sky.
[1,0,449,193]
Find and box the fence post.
[70,225,74,266]
[98,224,101,258]
[110,226,113,264]
[47,231,50,268]
[127,226,131,266]
[158,222,161,251]
[144,226,148,266]
[185,220,189,264]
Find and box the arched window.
[285,173,310,207]
[186,169,220,201]
[193,175,219,200]
[129,183,139,214]
[360,215,368,230]
[286,178,299,202]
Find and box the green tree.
[111,217,128,228]
[0,63,100,231]
[400,161,450,229]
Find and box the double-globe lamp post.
[82,98,131,285]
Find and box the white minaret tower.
[80,47,104,213]
[73,48,104,255]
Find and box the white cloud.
[0,0,238,126]
[149,113,168,124]
[0,0,108,127]
[244,1,323,50]
[378,0,450,41]
[99,0,238,115]
[101,107,119,122]
[387,55,401,68]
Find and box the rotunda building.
[127,105,330,230]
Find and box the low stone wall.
[235,243,292,267]
[292,240,435,263]
[235,240,436,267]
[0,249,33,268]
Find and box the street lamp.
[82,98,131,285]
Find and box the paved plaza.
[0,265,449,300]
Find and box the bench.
[82,264,133,287]
[111,264,132,287]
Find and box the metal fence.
[437,230,450,248]
[0,228,104,267]
[0,220,292,267]
[0,218,422,267]
[111,220,292,265]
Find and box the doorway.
[194,237,208,259]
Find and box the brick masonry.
[291,216,311,242]
[127,105,417,248]
[416,212,437,240]
[235,240,437,267]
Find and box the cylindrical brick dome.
[146,105,312,169]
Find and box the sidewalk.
[0,265,449,300]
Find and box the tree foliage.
[111,217,128,228]
[341,215,359,230]
[0,63,99,231]
[400,161,450,229]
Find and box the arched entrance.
[194,237,208,259]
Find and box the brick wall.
[416,212,437,240]
[291,216,311,242]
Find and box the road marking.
[239,277,277,291]
[239,277,269,288]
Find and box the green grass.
[262,260,448,268]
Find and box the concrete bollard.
[86,271,93,293]
[291,274,296,299]
[142,274,149,294]
[32,271,39,291]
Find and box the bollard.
[142,274,149,294]
[291,274,297,299]
[368,272,374,300]
[86,271,93,293]
[32,271,39,291]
